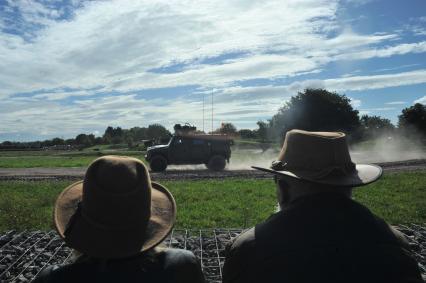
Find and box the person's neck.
[280,191,350,211]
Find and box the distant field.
[0,171,424,232]
[0,149,146,168]
[0,143,274,168]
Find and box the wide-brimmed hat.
[252,129,382,187]
[54,155,176,259]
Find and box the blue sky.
[1,0,426,141]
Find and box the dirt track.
[0,159,425,181]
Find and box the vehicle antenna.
[202,93,205,133]
[211,90,214,134]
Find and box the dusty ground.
[0,159,425,181]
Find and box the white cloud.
[321,70,426,91]
[334,41,426,61]
[350,98,362,108]
[1,0,421,99]
[2,0,426,140]
[210,69,426,102]
[0,0,342,96]
[405,16,426,36]
[359,107,395,111]
[0,93,279,138]
[385,101,406,105]
[414,96,426,104]
[1,69,425,140]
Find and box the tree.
[75,134,93,147]
[217,123,237,135]
[103,126,124,144]
[51,138,65,145]
[129,127,148,141]
[398,103,426,136]
[360,115,395,139]
[146,124,171,140]
[256,121,269,142]
[269,88,360,140]
[238,129,257,139]
[94,137,103,145]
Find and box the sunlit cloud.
[1,0,426,140]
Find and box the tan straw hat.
[252,129,382,187]
[54,155,176,259]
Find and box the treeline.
[1,88,425,149]
[215,89,425,143]
[0,124,171,150]
[240,89,426,143]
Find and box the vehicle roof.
[174,134,233,141]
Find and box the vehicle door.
[169,137,190,164]
[190,138,210,163]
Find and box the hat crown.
[278,129,355,178]
[93,156,140,193]
[82,156,151,229]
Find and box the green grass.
[0,150,147,168]
[0,171,424,232]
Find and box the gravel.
[0,226,425,282]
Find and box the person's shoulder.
[226,227,256,257]
[370,214,411,248]
[160,247,199,265]
[159,248,205,282]
[32,264,69,283]
[230,227,256,249]
[222,228,256,283]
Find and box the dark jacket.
[33,248,205,283]
[223,193,424,283]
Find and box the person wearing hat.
[223,130,424,283]
[33,156,205,283]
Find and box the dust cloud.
[228,135,426,170]
[349,135,426,163]
[165,135,425,171]
[228,148,279,170]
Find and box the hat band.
[271,160,356,177]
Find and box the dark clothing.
[33,248,205,283]
[223,193,424,283]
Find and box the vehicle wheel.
[206,155,226,171]
[150,156,168,172]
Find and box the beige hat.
[54,155,176,259]
[252,129,382,187]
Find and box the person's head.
[54,155,176,259]
[274,175,352,209]
[253,129,382,208]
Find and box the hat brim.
[252,164,382,187]
[54,181,176,258]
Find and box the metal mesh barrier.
[0,229,242,282]
[0,226,425,282]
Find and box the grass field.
[0,171,424,232]
[0,150,146,168]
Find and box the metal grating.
[0,226,425,282]
[0,229,242,282]
[164,229,243,282]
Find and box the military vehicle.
[145,134,233,172]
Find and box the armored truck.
[145,134,232,172]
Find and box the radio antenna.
[211,90,214,134]
[202,93,205,133]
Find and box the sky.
[1,0,426,142]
